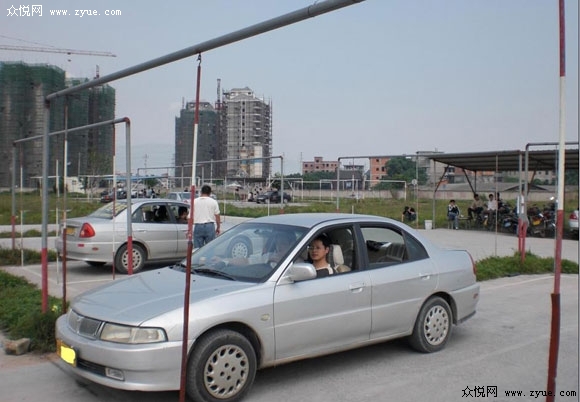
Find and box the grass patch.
[0,230,57,238]
[0,193,578,233]
[0,270,64,352]
[0,247,58,266]
[476,252,579,281]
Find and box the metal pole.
[11,145,16,250]
[180,55,202,402]
[40,100,50,313]
[125,121,133,275]
[46,0,365,102]
[415,152,419,229]
[280,156,285,213]
[62,102,68,313]
[336,158,341,212]
[546,1,566,400]
[518,152,527,260]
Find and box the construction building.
[0,62,115,189]
[218,87,272,179]
[174,86,272,183]
[302,156,339,174]
[174,101,218,186]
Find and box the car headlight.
[100,323,167,344]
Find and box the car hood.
[71,268,255,326]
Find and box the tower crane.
[0,44,116,57]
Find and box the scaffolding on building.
[0,62,116,189]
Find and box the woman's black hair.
[312,233,330,248]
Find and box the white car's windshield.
[89,201,127,219]
[177,222,308,283]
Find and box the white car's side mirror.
[280,262,317,284]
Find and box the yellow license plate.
[56,339,77,367]
[65,227,75,236]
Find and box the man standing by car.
[193,185,221,248]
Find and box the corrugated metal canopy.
[428,149,579,172]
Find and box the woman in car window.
[308,234,334,278]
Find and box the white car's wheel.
[114,244,146,274]
[409,296,452,353]
[187,329,256,402]
[226,236,253,259]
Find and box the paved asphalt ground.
[0,220,578,401]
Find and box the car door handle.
[349,282,366,293]
[419,273,433,280]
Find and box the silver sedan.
[55,199,192,273]
[55,213,480,402]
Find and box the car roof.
[115,198,189,206]
[246,213,396,229]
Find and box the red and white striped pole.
[546,1,566,401]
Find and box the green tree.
[303,171,336,190]
[373,157,427,190]
[143,178,159,188]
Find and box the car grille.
[67,310,103,339]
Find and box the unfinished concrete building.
[174,101,218,186]
[218,87,272,180]
[0,62,115,189]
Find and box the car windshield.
[89,201,128,219]
[175,222,308,283]
[180,193,191,200]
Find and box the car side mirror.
[280,262,317,284]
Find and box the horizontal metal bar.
[46,0,365,100]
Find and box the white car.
[167,191,217,204]
[56,213,479,402]
[166,191,192,204]
[55,199,192,273]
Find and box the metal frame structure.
[34,2,366,399]
[12,117,131,311]
[37,0,365,313]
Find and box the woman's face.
[308,239,329,262]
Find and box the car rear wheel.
[114,243,146,274]
[226,236,253,259]
[409,296,452,353]
[187,329,257,402]
[86,261,106,267]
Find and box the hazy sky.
[3,0,578,174]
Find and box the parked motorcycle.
[527,201,556,238]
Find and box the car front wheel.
[187,329,257,402]
[114,243,146,274]
[409,296,452,353]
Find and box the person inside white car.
[307,234,335,278]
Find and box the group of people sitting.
[447,192,503,229]
[467,193,501,221]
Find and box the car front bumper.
[55,314,185,391]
